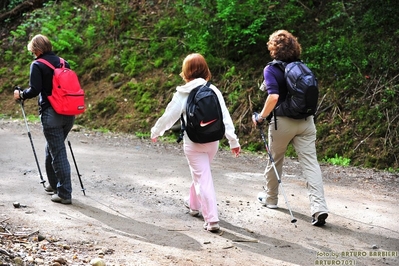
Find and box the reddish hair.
[181,53,212,82]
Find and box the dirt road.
[1,118,398,266]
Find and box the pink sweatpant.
[184,141,219,223]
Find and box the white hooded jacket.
[151,78,240,148]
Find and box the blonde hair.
[180,53,212,82]
[267,30,302,61]
[27,34,52,54]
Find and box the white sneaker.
[203,222,220,232]
[183,199,199,216]
[257,191,278,209]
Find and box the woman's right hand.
[13,89,22,100]
[231,146,240,157]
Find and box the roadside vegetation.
[0,0,398,171]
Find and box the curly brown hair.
[267,30,302,61]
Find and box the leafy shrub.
[323,154,351,167]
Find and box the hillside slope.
[0,0,398,170]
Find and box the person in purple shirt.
[252,30,329,226]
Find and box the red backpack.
[36,58,85,115]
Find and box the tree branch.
[0,0,47,23]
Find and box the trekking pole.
[67,139,86,195]
[256,114,297,224]
[19,100,46,187]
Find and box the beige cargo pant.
[264,116,329,216]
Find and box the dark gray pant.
[41,107,75,199]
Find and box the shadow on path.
[71,199,203,251]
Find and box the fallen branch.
[316,93,327,114]
[295,0,311,11]
[5,227,12,235]
[0,248,14,258]
[0,0,47,23]
[0,217,10,223]
[0,230,39,238]
[14,230,39,237]
[128,36,186,46]
[232,239,259,243]
[384,110,399,147]
[368,73,399,104]
[12,239,30,244]
[353,132,374,151]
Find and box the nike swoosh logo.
[200,119,217,127]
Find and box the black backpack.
[177,81,225,143]
[270,60,319,119]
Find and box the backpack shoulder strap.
[197,81,211,92]
[177,113,186,143]
[36,58,55,70]
[59,58,65,68]
[36,57,65,70]
[267,59,286,73]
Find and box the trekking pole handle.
[252,112,264,128]
[13,86,24,101]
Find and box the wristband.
[19,91,24,99]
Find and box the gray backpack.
[269,60,319,119]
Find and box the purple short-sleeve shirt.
[263,64,288,104]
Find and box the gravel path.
[1,118,398,266]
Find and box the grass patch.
[323,154,351,167]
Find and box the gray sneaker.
[51,194,72,205]
[44,185,56,195]
[257,191,278,209]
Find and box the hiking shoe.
[51,194,72,205]
[184,200,200,217]
[203,222,220,232]
[312,212,328,226]
[44,185,56,195]
[257,191,278,209]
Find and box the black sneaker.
[312,212,328,226]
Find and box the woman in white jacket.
[151,53,240,232]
